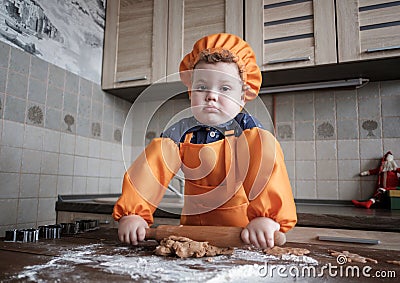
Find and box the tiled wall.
[0,42,132,234]
[275,81,400,201]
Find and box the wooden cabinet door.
[337,0,400,62]
[102,0,168,89]
[166,0,244,81]
[245,0,337,71]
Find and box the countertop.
[1,227,399,282]
[56,195,400,232]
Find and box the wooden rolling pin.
[145,225,286,247]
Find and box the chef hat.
[179,33,262,102]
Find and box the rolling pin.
[145,225,286,247]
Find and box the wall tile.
[295,180,317,199]
[6,71,28,99]
[316,140,337,160]
[57,175,73,195]
[4,95,26,123]
[63,91,78,114]
[0,199,18,225]
[76,116,90,137]
[37,198,57,222]
[30,56,48,82]
[99,158,111,178]
[337,119,358,140]
[0,41,10,68]
[315,91,335,121]
[381,80,400,96]
[43,128,60,153]
[20,173,39,198]
[382,117,400,138]
[0,146,22,173]
[276,102,293,123]
[280,141,295,161]
[46,84,63,109]
[98,177,111,193]
[79,78,92,99]
[335,90,357,119]
[337,140,359,160]
[78,96,91,118]
[0,92,4,119]
[73,176,87,194]
[383,138,400,156]
[295,141,315,160]
[2,120,24,148]
[92,84,104,103]
[338,160,360,180]
[74,155,88,176]
[0,67,6,93]
[360,139,383,159]
[58,154,74,176]
[65,71,79,94]
[9,48,30,75]
[316,120,336,140]
[40,152,59,175]
[338,181,360,200]
[17,198,38,224]
[39,175,58,198]
[48,65,65,89]
[62,112,76,133]
[26,102,44,127]
[86,177,99,194]
[295,101,314,121]
[20,149,41,174]
[358,93,380,119]
[0,172,20,198]
[91,101,103,121]
[360,118,381,139]
[295,121,314,141]
[316,180,338,199]
[358,81,379,99]
[316,160,338,180]
[295,160,316,180]
[45,107,62,131]
[28,77,46,104]
[360,180,376,200]
[59,132,75,155]
[87,157,100,177]
[75,136,89,156]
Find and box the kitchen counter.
[56,195,400,232]
[1,227,399,282]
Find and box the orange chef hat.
[179,33,262,102]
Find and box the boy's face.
[190,61,244,126]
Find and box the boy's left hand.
[241,217,280,248]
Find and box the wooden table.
[0,228,399,282]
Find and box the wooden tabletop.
[0,228,399,282]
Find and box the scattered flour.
[13,244,318,282]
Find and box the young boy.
[113,33,297,248]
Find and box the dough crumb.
[387,260,400,266]
[154,236,234,258]
[264,246,310,256]
[328,250,378,264]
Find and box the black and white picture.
[0,0,105,83]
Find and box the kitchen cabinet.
[245,0,337,71]
[102,0,168,89]
[102,0,243,90]
[336,0,400,62]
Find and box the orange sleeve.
[112,138,182,225]
[242,128,297,232]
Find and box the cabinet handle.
[266,56,311,65]
[116,75,147,83]
[365,45,400,53]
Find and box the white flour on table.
[14,244,318,283]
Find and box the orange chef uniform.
[113,33,297,233]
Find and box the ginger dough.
[154,236,233,258]
[264,246,310,256]
[328,250,378,264]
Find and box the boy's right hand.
[117,214,149,245]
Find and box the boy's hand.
[241,217,280,248]
[118,214,149,245]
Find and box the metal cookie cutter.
[38,224,62,239]
[15,229,39,242]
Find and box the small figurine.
[352,151,400,208]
